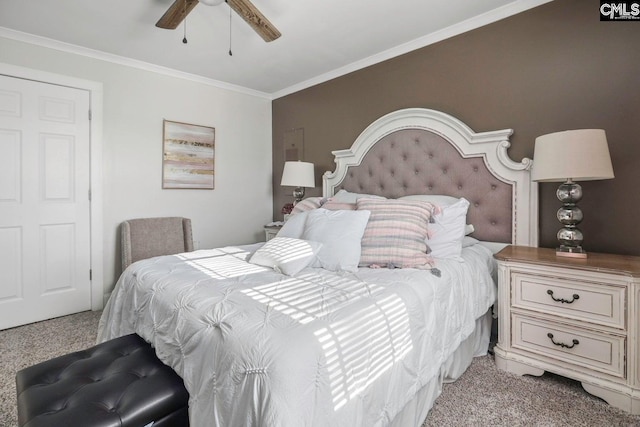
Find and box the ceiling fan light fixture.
[156,0,281,42]
[199,0,225,6]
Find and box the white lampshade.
[281,161,315,188]
[531,129,614,182]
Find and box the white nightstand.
[494,246,640,414]
[264,225,282,241]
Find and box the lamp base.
[556,246,587,259]
[292,186,305,204]
[555,179,587,259]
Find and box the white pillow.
[331,189,386,203]
[427,198,470,261]
[399,195,474,236]
[249,237,322,276]
[276,211,309,239]
[301,208,371,272]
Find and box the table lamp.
[531,129,614,258]
[281,161,315,204]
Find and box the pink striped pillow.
[291,197,326,215]
[356,198,438,268]
[322,199,356,210]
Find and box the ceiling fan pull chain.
[182,0,188,43]
[228,0,233,56]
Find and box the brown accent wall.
[272,0,640,256]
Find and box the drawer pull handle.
[546,289,580,304]
[547,333,579,349]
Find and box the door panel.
[0,75,91,330]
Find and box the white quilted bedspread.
[97,244,496,427]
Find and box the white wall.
[0,37,273,299]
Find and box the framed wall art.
[162,119,215,189]
[283,127,304,161]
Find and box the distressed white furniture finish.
[495,246,640,414]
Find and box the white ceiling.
[0,0,549,98]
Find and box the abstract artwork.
[162,120,215,189]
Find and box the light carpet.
[1,311,639,426]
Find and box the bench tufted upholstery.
[16,333,189,427]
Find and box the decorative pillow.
[291,197,326,215]
[400,195,474,235]
[249,237,322,276]
[276,211,309,239]
[356,198,438,268]
[399,194,460,207]
[301,208,371,272]
[322,199,356,210]
[427,198,470,261]
[331,189,386,203]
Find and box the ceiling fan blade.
[156,0,199,29]
[227,0,281,42]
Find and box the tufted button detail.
[473,167,479,172]
[428,185,433,190]
[491,221,497,226]
[442,169,447,174]
[491,184,497,190]
[428,154,434,159]
[474,202,480,207]
[457,185,463,190]
[16,334,189,427]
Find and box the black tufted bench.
[16,333,189,427]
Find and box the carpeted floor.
[1,311,639,426]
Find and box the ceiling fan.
[156,0,281,42]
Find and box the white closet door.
[0,75,91,330]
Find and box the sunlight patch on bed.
[178,248,268,279]
[241,275,412,410]
[241,274,385,324]
[177,246,249,260]
[315,294,413,411]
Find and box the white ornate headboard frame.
[323,108,538,247]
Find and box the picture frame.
[162,119,215,189]
[283,127,304,161]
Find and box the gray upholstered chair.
[121,217,194,271]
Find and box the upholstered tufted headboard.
[323,108,538,246]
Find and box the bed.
[98,108,538,426]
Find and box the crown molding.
[272,0,553,99]
[0,0,552,101]
[0,26,271,100]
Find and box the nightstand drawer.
[512,272,626,329]
[512,314,625,378]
